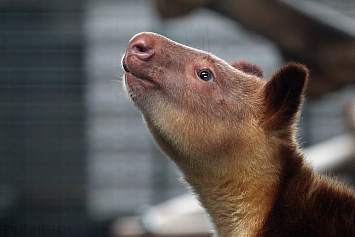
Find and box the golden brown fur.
[122,32,355,237]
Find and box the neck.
[183,156,281,237]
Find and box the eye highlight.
[197,69,214,82]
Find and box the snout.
[122,32,162,89]
[123,32,156,72]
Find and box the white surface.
[305,133,355,172]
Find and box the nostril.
[133,45,145,53]
[132,44,153,54]
[129,42,154,60]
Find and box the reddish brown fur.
[230,61,264,78]
[122,32,355,237]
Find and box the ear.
[230,60,264,78]
[262,62,308,131]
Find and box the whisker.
[185,28,189,46]
[112,77,125,92]
[205,22,210,53]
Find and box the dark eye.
[197,69,214,82]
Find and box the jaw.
[125,72,158,90]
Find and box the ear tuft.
[230,60,264,78]
[263,62,309,131]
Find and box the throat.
[184,172,279,237]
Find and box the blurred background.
[1,0,355,236]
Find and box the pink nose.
[126,34,155,61]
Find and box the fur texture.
[122,32,355,237]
